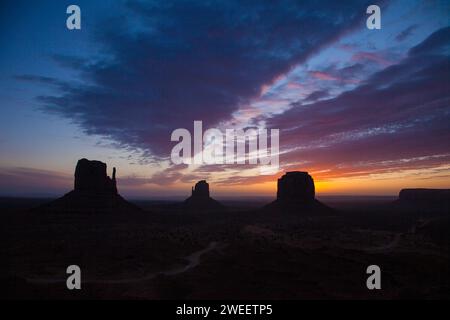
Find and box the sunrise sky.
[0,0,449,198]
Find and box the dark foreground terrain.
[1,196,449,299]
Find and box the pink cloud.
[310,71,338,81]
[351,51,393,66]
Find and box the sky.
[0,0,449,198]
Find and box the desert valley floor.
[2,196,449,300]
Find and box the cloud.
[308,63,364,85]
[395,24,418,42]
[310,71,338,81]
[408,26,450,56]
[20,0,368,161]
[267,27,450,179]
[351,51,393,66]
[146,164,190,186]
[304,89,330,102]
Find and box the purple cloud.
[304,89,330,102]
[395,24,418,42]
[268,27,450,177]
[19,0,369,161]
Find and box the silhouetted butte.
[394,188,450,214]
[183,180,224,211]
[264,171,333,215]
[36,158,140,213]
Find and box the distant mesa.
[36,158,141,213]
[395,188,450,214]
[183,180,224,211]
[399,188,450,204]
[264,171,333,214]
